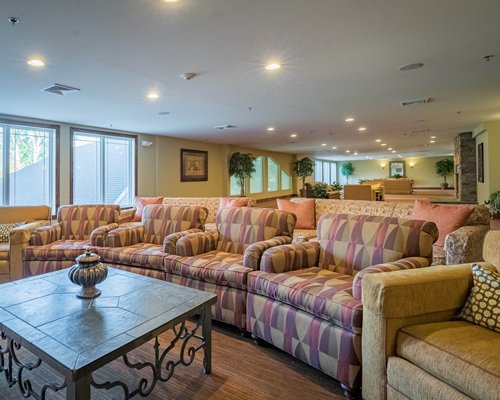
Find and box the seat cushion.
[23,240,90,261]
[165,251,251,289]
[99,244,165,271]
[0,244,9,260]
[292,229,317,243]
[248,267,362,333]
[397,320,500,400]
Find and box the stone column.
[454,132,477,203]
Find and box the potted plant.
[312,182,329,199]
[393,173,402,179]
[341,162,355,184]
[486,190,500,219]
[293,157,315,197]
[434,159,454,189]
[229,152,256,197]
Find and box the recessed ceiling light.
[147,92,159,100]
[346,150,350,153]
[381,143,387,146]
[392,150,396,153]
[375,139,382,143]
[398,63,424,71]
[27,59,45,67]
[321,143,327,146]
[388,147,393,151]
[331,146,337,149]
[430,135,436,139]
[265,63,281,71]
[164,0,179,2]
[290,133,297,138]
[345,117,355,122]
[267,127,275,132]
[430,140,435,143]
[354,152,358,155]
[358,127,366,131]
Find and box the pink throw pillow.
[218,197,250,211]
[410,200,474,247]
[277,198,315,229]
[133,196,164,221]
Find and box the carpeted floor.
[0,321,344,400]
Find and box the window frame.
[314,159,337,185]
[249,155,264,194]
[0,118,60,210]
[69,127,137,206]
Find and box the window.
[315,159,337,184]
[0,121,57,211]
[281,170,291,190]
[267,157,279,192]
[230,175,240,196]
[71,130,136,207]
[250,156,263,193]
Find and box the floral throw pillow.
[0,221,26,243]
[457,264,500,333]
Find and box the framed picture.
[389,161,406,178]
[478,143,484,183]
[180,149,208,182]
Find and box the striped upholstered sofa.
[246,213,438,398]
[164,207,296,329]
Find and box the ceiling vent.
[214,124,236,130]
[400,97,430,107]
[43,83,80,96]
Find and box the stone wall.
[454,132,477,203]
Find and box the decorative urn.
[68,249,108,299]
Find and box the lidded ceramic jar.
[68,249,108,299]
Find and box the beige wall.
[473,120,500,204]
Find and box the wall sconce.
[141,140,154,147]
[380,163,386,169]
[409,163,415,168]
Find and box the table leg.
[66,375,91,400]
[201,308,212,374]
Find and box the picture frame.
[478,143,484,183]
[389,161,406,178]
[180,149,208,182]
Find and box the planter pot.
[299,188,306,198]
[440,183,449,190]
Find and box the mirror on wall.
[389,161,406,178]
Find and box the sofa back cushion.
[142,205,208,244]
[0,205,51,224]
[216,207,296,254]
[58,205,120,240]
[317,213,438,276]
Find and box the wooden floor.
[0,321,345,400]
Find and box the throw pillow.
[410,200,474,247]
[276,198,315,229]
[133,196,164,221]
[0,221,26,243]
[457,264,499,333]
[218,197,249,211]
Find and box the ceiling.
[1,0,500,161]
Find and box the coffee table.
[0,268,216,399]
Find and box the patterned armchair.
[164,207,297,329]
[246,213,438,398]
[23,205,121,277]
[98,205,208,280]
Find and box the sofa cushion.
[0,244,9,260]
[133,196,164,221]
[218,197,250,210]
[277,199,315,229]
[57,205,120,240]
[410,200,474,246]
[397,320,500,400]
[291,228,318,243]
[99,243,165,271]
[165,251,251,289]
[247,267,362,333]
[0,221,25,243]
[23,240,89,261]
[457,264,499,332]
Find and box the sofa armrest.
[243,236,292,270]
[117,208,136,224]
[106,225,144,247]
[259,241,321,273]
[9,221,49,281]
[353,257,430,301]
[163,229,203,254]
[29,224,61,246]
[90,223,119,247]
[361,263,489,400]
[175,231,219,256]
[444,224,490,265]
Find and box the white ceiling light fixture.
[388,147,393,151]
[354,151,358,155]
[321,143,327,146]
[265,63,281,71]
[147,92,159,100]
[164,0,179,3]
[331,146,337,149]
[430,140,436,143]
[267,127,275,132]
[27,58,45,67]
[381,143,387,146]
[180,72,196,80]
[290,133,297,138]
[358,127,366,131]
[391,150,396,153]
[345,117,355,122]
[430,135,436,139]
[346,150,350,153]
[375,139,382,143]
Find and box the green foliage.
[393,173,402,179]
[486,190,500,216]
[330,182,342,191]
[341,162,354,183]
[312,182,329,199]
[434,159,454,184]
[228,152,256,197]
[293,157,315,189]
[358,179,368,183]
